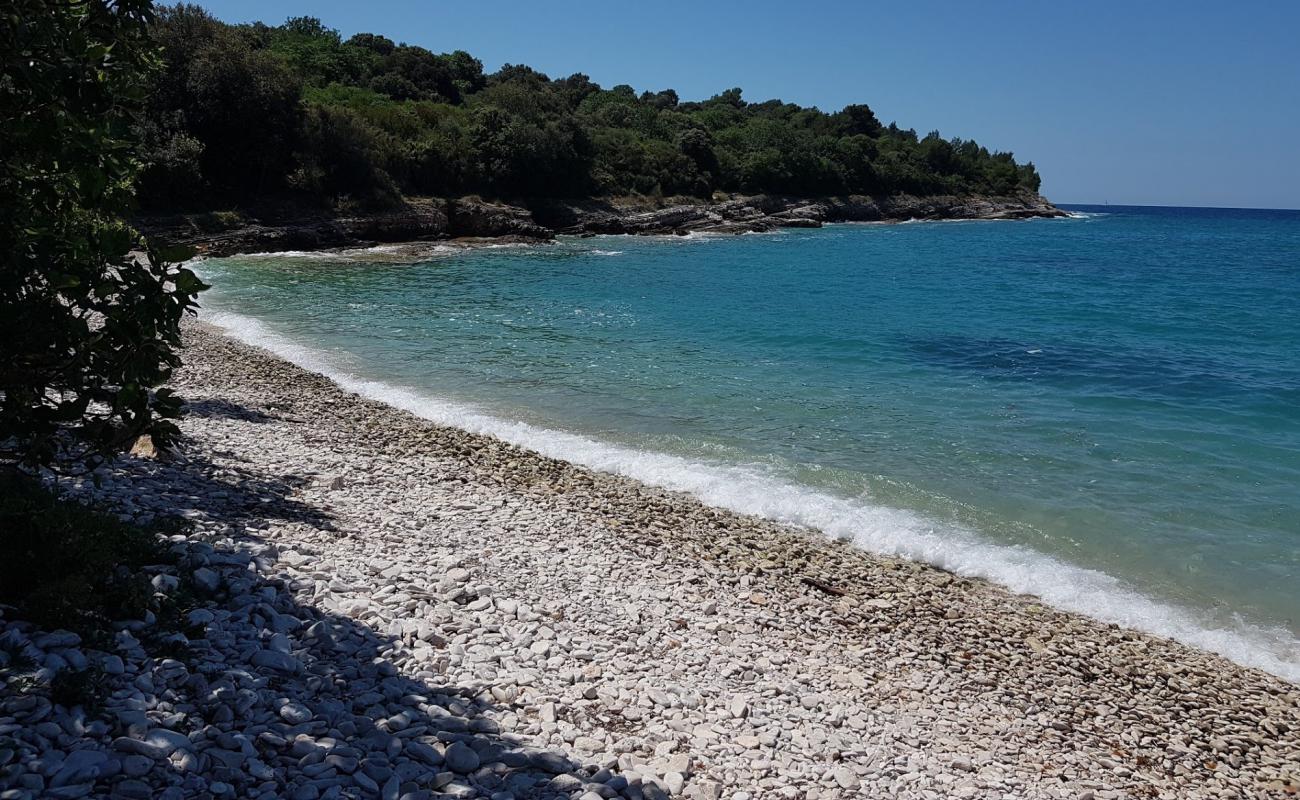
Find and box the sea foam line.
[221,240,554,264]
[203,307,1300,683]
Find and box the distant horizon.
[1056,201,1300,211]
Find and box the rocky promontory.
[137,192,1067,258]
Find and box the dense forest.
[137,5,1043,210]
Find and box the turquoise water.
[199,205,1300,679]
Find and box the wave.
[214,240,551,264]
[202,307,1300,684]
[1065,211,1110,219]
[833,217,1052,229]
[890,217,1023,226]
[472,241,549,250]
[227,249,351,260]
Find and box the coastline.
[198,298,1298,684]
[39,320,1299,799]
[136,191,1066,258]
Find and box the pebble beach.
[2,320,1297,800]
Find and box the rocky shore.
[2,322,1296,800]
[136,191,1066,257]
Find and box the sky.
[193,0,1300,209]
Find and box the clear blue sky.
[194,0,1300,209]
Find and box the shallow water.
[198,204,1300,680]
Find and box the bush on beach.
[0,0,206,472]
[1,1,202,660]
[0,471,176,640]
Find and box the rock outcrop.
[445,197,554,240]
[138,192,1067,257]
[530,191,1064,236]
[135,199,452,258]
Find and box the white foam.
[645,230,728,242]
[214,241,547,264]
[474,241,545,250]
[234,249,348,260]
[897,217,1027,225]
[202,307,1300,684]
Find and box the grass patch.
[192,210,245,233]
[0,470,181,640]
[49,666,110,710]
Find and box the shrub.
[0,472,177,638]
[0,0,206,471]
[193,210,246,233]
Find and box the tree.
[184,31,303,198]
[268,16,376,88]
[346,32,394,56]
[132,9,1047,208]
[281,15,333,38]
[134,113,208,209]
[443,49,485,96]
[555,73,599,110]
[835,104,884,138]
[677,127,720,185]
[712,87,745,108]
[379,45,463,103]
[295,105,401,206]
[1,0,206,471]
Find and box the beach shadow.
[142,537,600,799]
[14,453,608,800]
[99,436,334,533]
[185,398,277,425]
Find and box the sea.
[197,204,1300,682]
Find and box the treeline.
[137,5,1043,210]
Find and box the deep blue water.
[199,204,1300,679]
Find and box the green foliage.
[0,472,176,637]
[49,666,111,710]
[193,210,246,233]
[134,112,207,208]
[137,6,1045,208]
[294,104,401,207]
[1,0,207,470]
[184,32,303,198]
